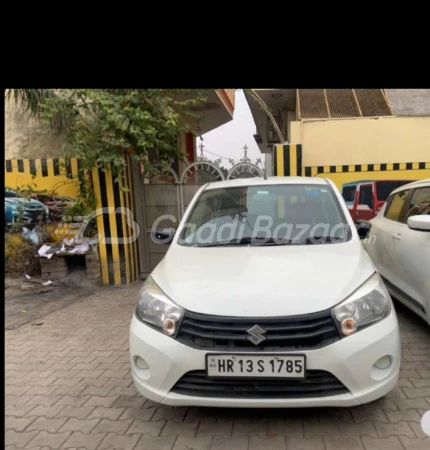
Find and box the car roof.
[203,176,328,191]
[391,178,430,195]
[342,180,373,187]
[349,179,413,185]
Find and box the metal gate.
[227,162,264,179]
[134,161,263,277]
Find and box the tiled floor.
[5,283,430,449]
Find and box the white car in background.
[363,179,430,325]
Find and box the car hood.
[152,241,376,317]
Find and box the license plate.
[206,354,306,379]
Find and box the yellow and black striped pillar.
[273,144,303,176]
[91,153,139,285]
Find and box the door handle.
[392,233,401,240]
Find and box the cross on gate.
[243,144,248,158]
[199,142,205,158]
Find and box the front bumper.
[130,310,400,407]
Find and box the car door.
[355,183,374,221]
[394,186,430,313]
[368,187,411,284]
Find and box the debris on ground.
[22,225,49,245]
[38,240,91,258]
[21,274,57,293]
[21,284,39,291]
[38,222,93,260]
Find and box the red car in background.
[30,192,71,220]
[342,180,416,221]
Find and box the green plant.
[62,188,97,222]
[5,89,73,133]
[10,181,39,199]
[6,89,207,213]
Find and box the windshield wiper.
[196,237,254,247]
[193,236,345,247]
[196,237,293,247]
[254,238,293,246]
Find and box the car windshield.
[178,184,350,247]
[376,181,412,201]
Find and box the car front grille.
[175,309,340,351]
[170,370,349,399]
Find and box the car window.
[385,189,410,222]
[403,187,430,220]
[376,181,412,201]
[358,185,373,209]
[179,184,350,246]
[342,185,356,203]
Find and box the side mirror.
[151,227,175,245]
[407,215,430,232]
[355,220,371,239]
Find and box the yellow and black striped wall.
[303,162,430,190]
[273,144,303,176]
[90,153,139,285]
[5,157,82,198]
[272,145,430,189]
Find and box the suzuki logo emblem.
[246,325,267,345]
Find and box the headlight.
[136,277,183,336]
[332,273,391,337]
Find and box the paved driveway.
[5,283,430,450]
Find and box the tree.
[5,89,72,133]
[6,89,206,215]
[5,89,206,178]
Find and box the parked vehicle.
[341,180,372,208]
[130,177,400,407]
[58,196,74,202]
[362,179,430,325]
[342,180,415,221]
[5,189,50,228]
[30,192,70,220]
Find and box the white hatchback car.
[130,177,400,408]
[362,179,430,325]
